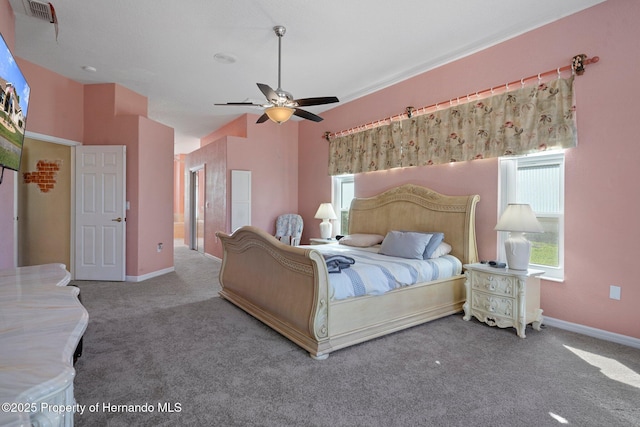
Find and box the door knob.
[111,217,123,222]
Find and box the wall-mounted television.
[0,32,30,182]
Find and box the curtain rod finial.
[406,106,415,118]
[324,131,331,142]
[572,54,588,75]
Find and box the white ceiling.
[8,0,604,153]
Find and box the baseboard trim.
[124,251,218,282]
[126,266,175,282]
[204,253,221,262]
[544,316,640,350]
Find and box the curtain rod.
[324,54,599,141]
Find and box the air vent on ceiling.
[21,0,55,22]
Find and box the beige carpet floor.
[70,245,640,426]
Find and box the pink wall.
[0,0,14,48]
[186,113,298,258]
[83,83,147,145]
[201,115,248,145]
[137,117,175,275]
[16,60,84,142]
[299,0,640,339]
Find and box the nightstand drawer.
[471,271,516,297]
[471,291,515,319]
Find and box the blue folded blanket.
[323,253,356,273]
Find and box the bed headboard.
[348,184,480,264]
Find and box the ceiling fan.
[216,25,339,124]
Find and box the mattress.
[310,244,463,301]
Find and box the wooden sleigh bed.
[216,184,480,359]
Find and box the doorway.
[190,167,205,253]
[17,137,71,267]
[74,145,126,281]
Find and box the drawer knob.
[486,276,497,291]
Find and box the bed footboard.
[216,226,331,359]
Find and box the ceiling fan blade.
[257,83,279,103]
[256,113,270,124]
[294,108,323,122]
[215,102,263,106]
[294,96,339,107]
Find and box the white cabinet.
[463,263,544,338]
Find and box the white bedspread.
[309,244,462,301]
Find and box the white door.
[231,170,251,232]
[75,145,126,281]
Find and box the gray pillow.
[399,230,445,259]
[380,231,433,260]
[422,232,445,259]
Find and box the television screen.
[0,32,30,172]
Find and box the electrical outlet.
[157,243,163,252]
[609,285,621,300]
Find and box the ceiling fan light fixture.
[265,106,294,124]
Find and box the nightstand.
[463,263,544,338]
[309,238,338,245]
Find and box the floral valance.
[328,76,576,175]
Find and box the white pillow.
[338,233,385,248]
[379,231,433,260]
[428,242,452,259]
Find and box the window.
[332,174,354,236]
[498,151,564,280]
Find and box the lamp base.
[504,232,531,271]
[319,220,332,239]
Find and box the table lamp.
[314,203,337,239]
[494,203,543,271]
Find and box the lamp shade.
[494,204,543,233]
[265,106,294,124]
[314,203,337,220]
